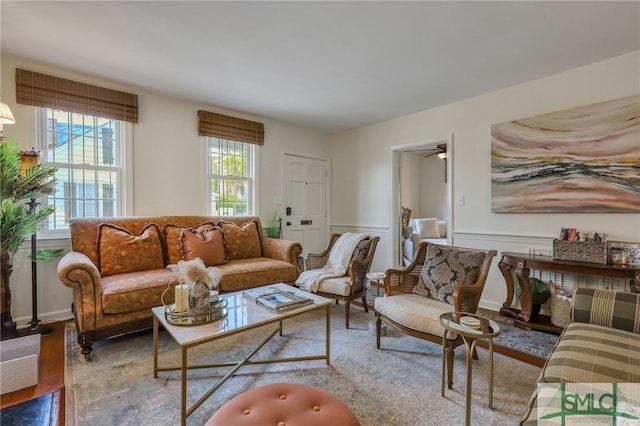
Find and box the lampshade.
[0,102,15,124]
[437,151,447,160]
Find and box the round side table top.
[439,312,500,338]
[366,272,385,281]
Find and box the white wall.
[1,54,330,325]
[329,51,640,310]
[419,155,447,219]
[400,152,420,214]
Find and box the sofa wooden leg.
[78,332,94,361]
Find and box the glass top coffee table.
[152,283,333,426]
[439,312,501,426]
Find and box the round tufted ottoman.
[205,383,361,426]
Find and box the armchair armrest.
[572,288,640,334]
[261,237,303,270]
[57,251,103,333]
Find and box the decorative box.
[0,334,40,394]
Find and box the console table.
[498,252,640,333]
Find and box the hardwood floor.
[0,320,68,426]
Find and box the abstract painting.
[491,95,640,213]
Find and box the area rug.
[65,304,541,426]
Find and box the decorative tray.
[164,298,228,326]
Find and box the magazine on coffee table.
[242,286,283,301]
[254,290,314,313]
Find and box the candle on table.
[175,284,189,313]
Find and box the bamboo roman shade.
[198,110,264,145]
[15,68,138,123]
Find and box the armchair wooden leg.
[446,346,455,390]
[345,301,350,329]
[375,316,381,349]
[361,295,369,313]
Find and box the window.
[207,137,255,216]
[39,108,127,234]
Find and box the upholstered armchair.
[375,242,496,389]
[303,233,379,328]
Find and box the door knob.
[286,221,292,226]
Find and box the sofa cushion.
[101,268,179,314]
[415,218,440,239]
[216,258,298,292]
[180,227,227,266]
[520,322,640,425]
[437,220,447,238]
[163,221,218,265]
[413,244,486,304]
[542,322,640,384]
[219,219,262,260]
[98,223,164,277]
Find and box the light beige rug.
[65,304,541,425]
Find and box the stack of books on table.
[244,287,313,313]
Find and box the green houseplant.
[514,276,550,318]
[1,140,57,339]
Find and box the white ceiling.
[2,1,639,134]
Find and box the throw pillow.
[413,244,486,305]
[219,219,262,259]
[415,218,440,239]
[351,238,372,261]
[163,221,217,265]
[180,227,227,266]
[98,223,164,277]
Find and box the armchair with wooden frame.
[305,233,379,328]
[375,242,496,390]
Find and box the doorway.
[390,135,453,267]
[282,153,329,256]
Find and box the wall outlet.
[456,195,465,206]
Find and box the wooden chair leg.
[446,346,455,390]
[345,301,350,329]
[361,295,369,313]
[376,316,382,349]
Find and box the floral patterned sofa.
[57,215,302,359]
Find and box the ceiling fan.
[423,143,447,159]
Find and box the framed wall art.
[491,95,640,213]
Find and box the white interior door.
[283,154,327,256]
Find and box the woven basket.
[548,281,572,328]
[552,239,607,264]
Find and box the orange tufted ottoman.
[205,383,361,426]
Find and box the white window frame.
[36,108,133,238]
[203,137,258,217]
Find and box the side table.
[366,272,386,336]
[366,272,385,297]
[439,312,500,426]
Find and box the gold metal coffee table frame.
[152,283,332,426]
